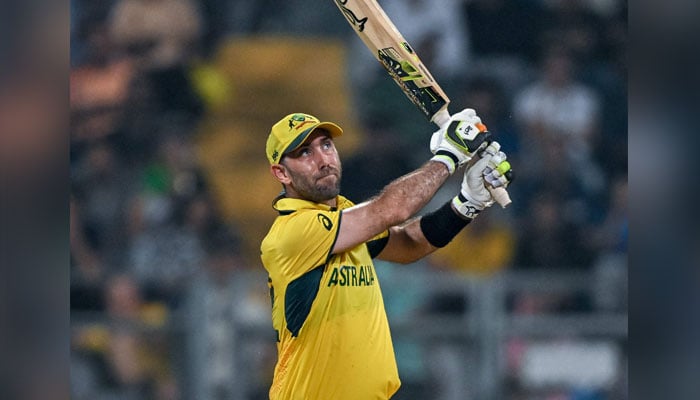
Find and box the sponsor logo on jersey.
[317,213,333,231]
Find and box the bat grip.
[488,186,512,208]
[432,109,512,208]
[431,108,451,127]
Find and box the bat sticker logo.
[377,48,446,119]
[334,0,367,32]
[459,124,478,141]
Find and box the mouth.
[316,168,339,181]
[316,173,338,183]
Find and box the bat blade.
[333,0,511,207]
[333,0,450,125]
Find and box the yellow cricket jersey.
[260,195,400,400]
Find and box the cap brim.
[282,122,343,156]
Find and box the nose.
[316,147,334,168]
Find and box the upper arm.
[333,211,436,264]
[332,198,414,255]
[332,202,391,255]
[375,219,437,264]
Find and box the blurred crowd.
[69,1,627,399]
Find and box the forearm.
[380,141,514,261]
[370,160,450,226]
[378,199,474,263]
[333,161,449,254]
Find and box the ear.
[270,164,291,185]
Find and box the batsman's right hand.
[430,108,492,174]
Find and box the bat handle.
[488,186,512,208]
[431,108,451,127]
[432,108,512,208]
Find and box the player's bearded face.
[287,162,342,203]
[280,132,343,203]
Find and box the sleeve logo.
[317,213,333,231]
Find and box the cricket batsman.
[260,110,512,399]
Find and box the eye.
[322,140,333,150]
[299,148,312,156]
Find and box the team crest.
[288,114,316,131]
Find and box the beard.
[287,165,342,203]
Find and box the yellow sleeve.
[274,209,342,277]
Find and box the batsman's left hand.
[430,108,492,174]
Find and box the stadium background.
[69,1,627,399]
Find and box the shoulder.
[262,209,341,253]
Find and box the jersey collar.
[272,195,352,215]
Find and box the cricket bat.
[332,0,511,207]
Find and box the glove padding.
[430,108,492,174]
[452,141,513,219]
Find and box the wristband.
[420,200,471,248]
[430,151,458,174]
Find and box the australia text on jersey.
[327,265,375,287]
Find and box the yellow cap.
[266,113,343,164]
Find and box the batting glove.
[452,141,513,219]
[430,108,492,174]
